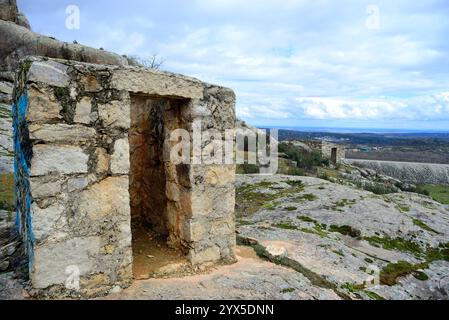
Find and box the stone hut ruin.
[12,57,236,297]
[289,140,345,164]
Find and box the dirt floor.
[102,245,340,300]
[132,224,188,279]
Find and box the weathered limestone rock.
[31,236,101,289]
[31,202,64,242]
[74,97,93,124]
[189,245,221,265]
[80,74,102,92]
[111,69,204,99]
[27,85,61,123]
[30,145,88,176]
[67,176,89,192]
[110,138,130,174]
[346,159,449,185]
[98,100,131,129]
[0,0,30,29]
[205,166,235,186]
[0,20,127,72]
[73,176,130,220]
[28,60,70,87]
[94,148,109,174]
[30,177,62,199]
[29,124,96,143]
[0,103,13,173]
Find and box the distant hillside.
[277,129,449,146]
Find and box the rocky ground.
[102,246,339,300]
[346,158,449,185]
[2,173,448,300]
[235,174,449,300]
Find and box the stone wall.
[0,78,13,173]
[297,140,345,163]
[0,0,127,174]
[320,141,345,163]
[13,57,236,297]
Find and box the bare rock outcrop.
[0,21,128,73]
[235,174,449,300]
[346,159,449,185]
[0,0,30,30]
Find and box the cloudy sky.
[19,0,449,131]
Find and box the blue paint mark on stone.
[12,93,34,268]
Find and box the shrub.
[278,142,329,171]
[362,182,397,195]
[236,164,260,174]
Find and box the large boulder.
[0,21,128,73]
[0,0,30,29]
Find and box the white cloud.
[19,0,449,129]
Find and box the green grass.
[297,215,317,223]
[425,243,449,262]
[284,206,298,211]
[417,184,449,205]
[341,282,365,293]
[261,201,280,210]
[300,226,328,238]
[329,225,361,238]
[295,193,318,202]
[285,180,305,188]
[275,221,299,230]
[396,204,410,213]
[364,258,374,264]
[236,163,260,174]
[412,218,439,234]
[378,242,449,286]
[332,249,345,257]
[296,215,328,238]
[277,158,305,176]
[412,270,429,281]
[361,182,398,195]
[236,219,253,226]
[280,288,295,293]
[364,236,423,257]
[331,198,356,211]
[380,261,428,286]
[0,173,15,211]
[236,181,305,216]
[365,291,385,300]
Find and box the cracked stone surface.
[235,174,449,300]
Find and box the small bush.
[236,164,260,174]
[362,182,397,195]
[278,142,329,171]
[329,225,361,238]
[380,261,428,286]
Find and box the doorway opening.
[128,94,191,279]
[331,147,337,164]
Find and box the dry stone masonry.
[291,140,345,164]
[12,57,236,297]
